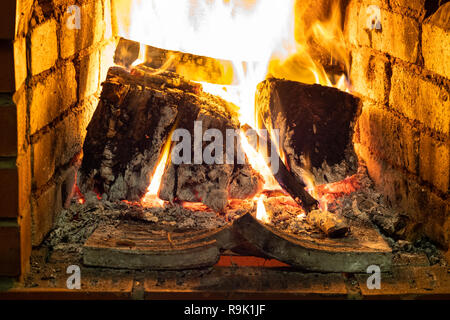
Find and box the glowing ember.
[181,202,214,212]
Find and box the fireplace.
[0,0,449,299]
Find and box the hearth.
[0,0,449,300]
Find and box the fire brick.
[389,64,450,135]
[30,19,58,76]
[60,1,104,59]
[13,37,27,90]
[358,101,419,175]
[30,62,77,134]
[422,2,450,79]
[32,103,92,190]
[350,48,390,103]
[389,0,426,18]
[0,223,21,276]
[0,166,19,218]
[0,0,16,39]
[0,40,15,92]
[79,49,100,98]
[419,133,450,194]
[344,0,360,46]
[356,142,449,248]
[31,182,60,246]
[0,103,17,157]
[406,179,450,247]
[358,6,420,63]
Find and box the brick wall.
[345,0,450,247]
[0,0,117,277]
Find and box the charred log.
[80,66,263,209]
[159,108,263,211]
[256,78,361,185]
[79,66,181,201]
[114,38,140,68]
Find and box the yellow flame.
[239,131,280,191]
[256,195,270,223]
[141,133,173,207]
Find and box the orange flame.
[141,133,173,207]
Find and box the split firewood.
[306,209,349,238]
[158,106,263,211]
[80,65,263,209]
[256,78,361,185]
[79,66,181,201]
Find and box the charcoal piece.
[306,209,349,238]
[256,78,361,184]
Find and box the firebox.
[0,0,449,299]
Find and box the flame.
[116,0,352,208]
[256,195,270,223]
[239,131,280,190]
[141,133,173,207]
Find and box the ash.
[44,163,446,266]
[44,193,254,253]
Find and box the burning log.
[144,44,235,85]
[113,37,234,85]
[256,78,361,185]
[241,125,318,213]
[306,209,349,238]
[114,38,140,68]
[158,118,263,212]
[79,65,263,208]
[79,66,179,201]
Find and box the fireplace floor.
[1,246,449,300]
[81,213,392,273]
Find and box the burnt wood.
[80,66,262,209]
[306,209,349,238]
[242,125,318,212]
[83,222,222,270]
[256,78,361,184]
[79,66,181,201]
[233,212,392,273]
